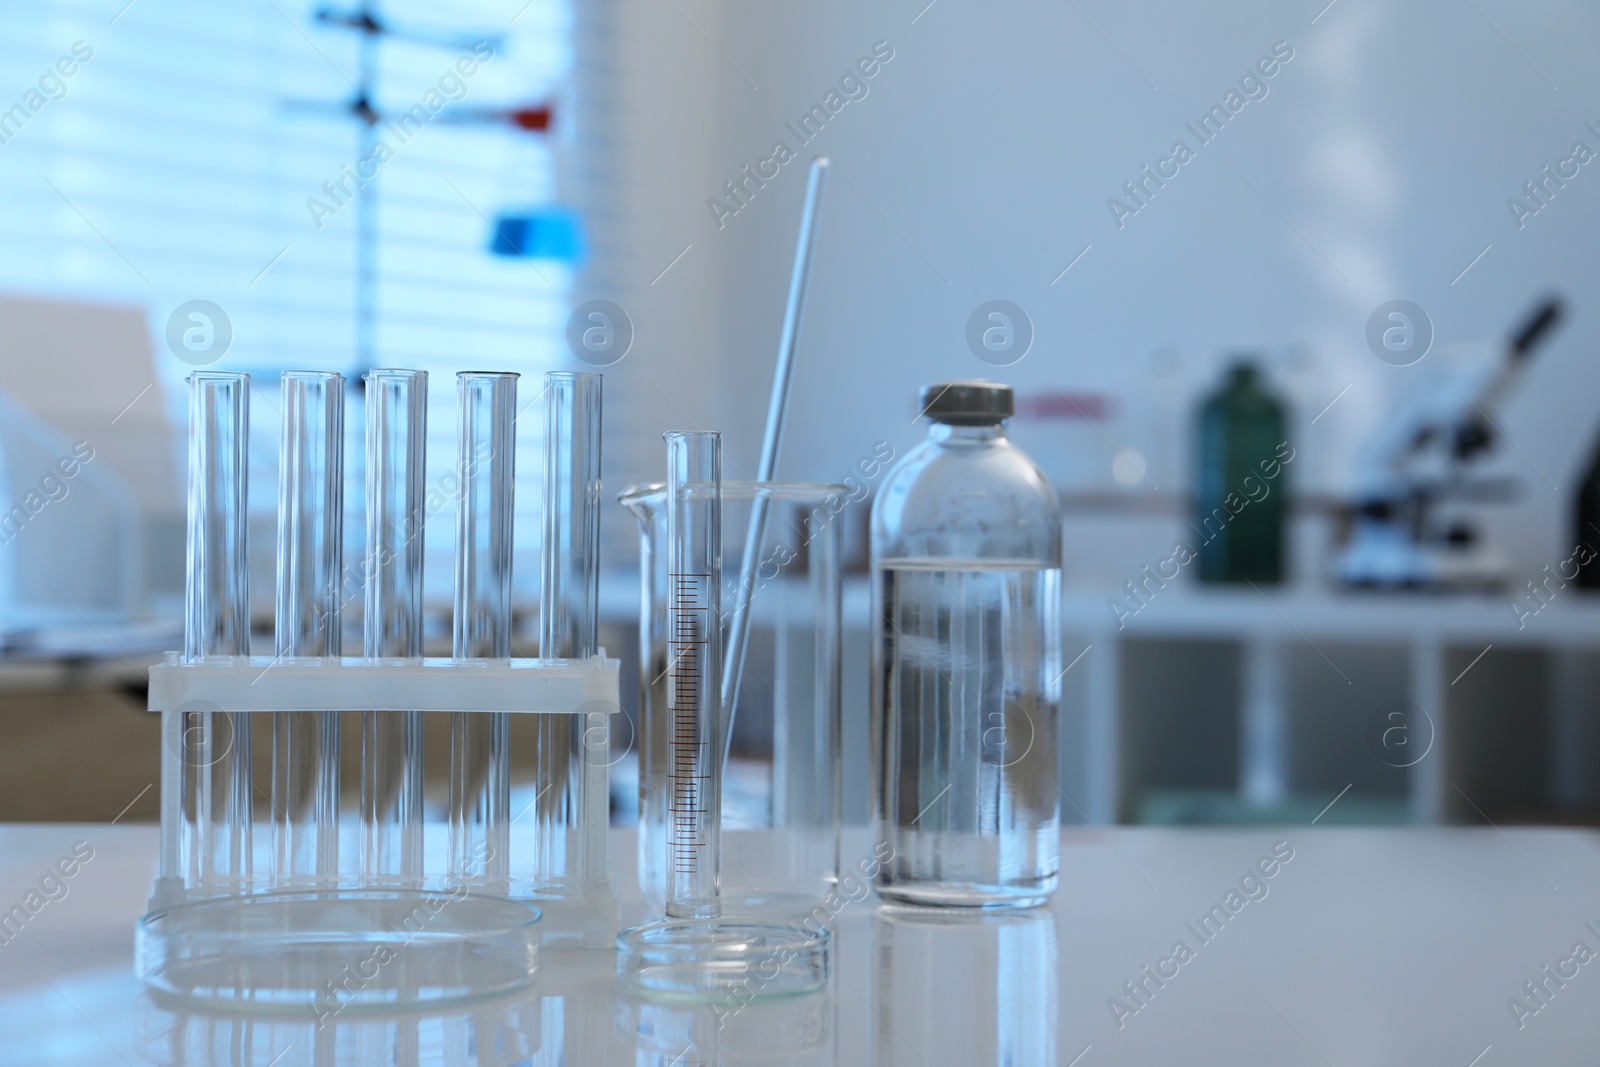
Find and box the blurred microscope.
[1333,296,1564,591]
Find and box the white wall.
[582,0,1600,583]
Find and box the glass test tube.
[361,370,428,884]
[664,431,722,919]
[272,371,344,886]
[538,372,605,885]
[182,371,253,888]
[450,371,517,887]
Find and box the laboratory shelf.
[1055,587,1600,827]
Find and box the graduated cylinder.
[662,431,723,920]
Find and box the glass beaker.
[621,482,843,916]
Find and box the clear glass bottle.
[871,380,1062,908]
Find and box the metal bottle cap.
[918,380,1014,425]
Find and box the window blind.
[0,0,572,608]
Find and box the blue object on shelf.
[489,208,584,263]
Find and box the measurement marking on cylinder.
[668,572,712,872]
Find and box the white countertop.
[0,823,1597,1065]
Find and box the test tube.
[538,372,604,884]
[272,371,344,886]
[181,371,253,889]
[361,370,428,884]
[663,431,722,919]
[450,371,517,887]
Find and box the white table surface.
[1,823,1597,1065]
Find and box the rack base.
[136,889,541,1010]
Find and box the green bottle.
[1193,360,1289,584]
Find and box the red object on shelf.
[1014,391,1112,421]
[508,106,551,131]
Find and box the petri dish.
[616,917,830,1000]
[137,889,540,1010]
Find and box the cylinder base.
[616,918,830,999]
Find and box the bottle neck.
[929,422,1005,444]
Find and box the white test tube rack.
[138,369,619,1011]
